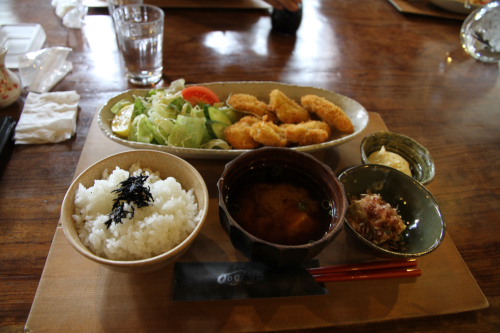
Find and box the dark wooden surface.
[0,1,499,332]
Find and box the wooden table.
[1,0,499,332]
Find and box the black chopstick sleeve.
[0,116,16,169]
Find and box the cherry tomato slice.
[182,86,221,105]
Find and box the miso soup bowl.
[217,147,347,267]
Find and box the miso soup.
[226,164,334,246]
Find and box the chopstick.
[307,259,417,275]
[312,267,422,282]
[307,259,421,283]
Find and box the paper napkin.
[14,91,80,144]
[52,0,88,29]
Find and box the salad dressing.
[368,146,412,176]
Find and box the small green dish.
[339,164,446,259]
[361,131,435,185]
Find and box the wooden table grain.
[0,0,499,332]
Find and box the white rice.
[72,163,201,261]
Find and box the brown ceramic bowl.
[217,147,347,267]
[61,150,209,273]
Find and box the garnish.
[105,172,154,228]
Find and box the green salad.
[110,79,240,149]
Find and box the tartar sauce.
[368,146,412,176]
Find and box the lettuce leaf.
[167,115,208,148]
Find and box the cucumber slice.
[205,106,232,126]
[221,107,241,123]
[206,120,228,139]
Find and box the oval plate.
[97,81,369,159]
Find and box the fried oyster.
[269,89,310,124]
[281,120,332,146]
[227,93,270,117]
[301,94,354,134]
[224,116,261,149]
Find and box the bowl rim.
[218,146,347,249]
[339,164,446,258]
[360,130,435,185]
[61,149,209,268]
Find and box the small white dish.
[0,24,46,68]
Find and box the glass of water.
[108,0,143,16]
[113,4,164,85]
[460,0,500,63]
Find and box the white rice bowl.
[73,163,202,261]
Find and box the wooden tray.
[25,112,488,332]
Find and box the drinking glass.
[113,4,164,85]
[460,0,500,63]
[108,0,143,16]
